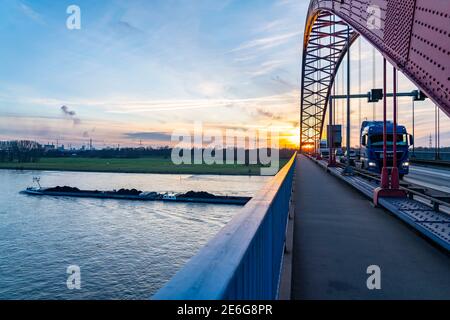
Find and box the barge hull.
[21,190,250,205]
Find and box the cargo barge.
[21,186,251,205]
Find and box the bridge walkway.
[291,155,450,299]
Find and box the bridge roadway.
[291,155,450,299]
[406,165,450,194]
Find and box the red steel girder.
[300,0,450,152]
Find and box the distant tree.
[0,140,43,163]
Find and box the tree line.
[0,141,44,163]
[0,140,296,163]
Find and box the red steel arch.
[300,0,450,150]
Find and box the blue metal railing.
[152,153,297,300]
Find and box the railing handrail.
[152,152,297,300]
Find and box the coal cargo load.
[115,188,142,196]
[178,191,217,199]
[45,186,81,193]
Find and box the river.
[0,169,268,300]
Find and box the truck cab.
[319,139,329,158]
[359,121,413,177]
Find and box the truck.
[358,121,413,178]
[319,139,329,158]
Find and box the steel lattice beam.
[300,11,358,151]
[300,0,450,152]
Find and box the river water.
[0,169,268,300]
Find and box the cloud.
[254,108,283,120]
[112,20,145,37]
[275,0,301,8]
[233,54,258,63]
[247,60,285,77]
[230,31,301,53]
[123,132,172,142]
[271,75,295,89]
[99,93,298,114]
[257,19,286,33]
[196,81,224,97]
[18,2,44,24]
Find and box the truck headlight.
[368,161,377,167]
[403,162,410,167]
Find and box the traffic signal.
[368,89,383,102]
[413,90,427,101]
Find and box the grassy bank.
[0,157,289,176]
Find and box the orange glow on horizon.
[280,129,300,148]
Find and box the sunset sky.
[0,0,448,149]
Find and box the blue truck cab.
[359,121,413,177]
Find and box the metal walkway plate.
[381,198,450,250]
[312,158,450,251]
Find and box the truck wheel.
[399,174,404,179]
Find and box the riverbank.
[0,157,288,176]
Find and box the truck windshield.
[370,134,408,146]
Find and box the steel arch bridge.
[300,0,450,151]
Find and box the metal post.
[315,39,320,159]
[328,14,335,167]
[358,37,362,149]
[328,95,336,166]
[391,67,400,189]
[333,15,336,127]
[380,58,389,189]
[372,47,376,121]
[435,105,437,160]
[346,26,351,164]
[335,72,338,126]
[412,99,415,157]
[437,105,440,160]
[343,25,353,175]
[439,107,440,160]
[342,59,345,137]
[374,61,406,205]
[314,97,318,157]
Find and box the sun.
[287,133,300,147]
[281,129,300,148]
